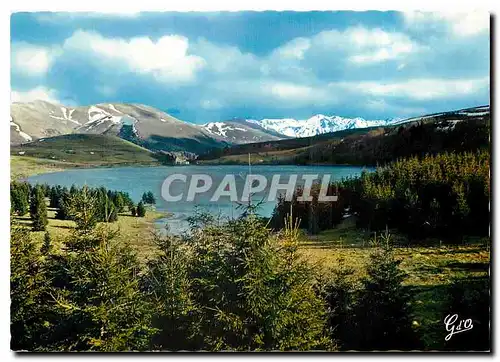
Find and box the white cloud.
[261,81,337,107]
[403,11,490,36]
[192,38,259,74]
[273,37,311,60]
[11,86,61,104]
[336,77,489,100]
[268,82,314,99]
[273,26,420,67]
[63,30,206,83]
[11,43,58,76]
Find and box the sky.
[10,11,490,123]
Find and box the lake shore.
[11,155,163,180]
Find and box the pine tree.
[30,185,48,231]
[11,183,29,216]
[147,191,156,205]
[143,233,198,350]
[10,227,49,350]
[113,192,125,213]
[187,211,331,351]
[353,233,417,350]
[319,257,358,350]
[46,195,156,351]
[65,185,98,233]
[136,202,146,217]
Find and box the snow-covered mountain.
[200,120,285,144]
[246,114,399,138]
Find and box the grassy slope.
[12,208,164,261]
[11,134,162,179]
[11,134,160,166]
[10,156,76,180]
[297,222,489,350]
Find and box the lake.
[27,165,372,233]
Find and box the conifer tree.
[319,257,358,350]
[143,233,198,350]
[30,185,48,231]
[113,192,125,213]
[137,201,146,217]
[10,228,49,350]
[353,233,417,350]
[65,185,98,233]
[46,191,156,351]
[10,182,29,216]
[187,211,331,351]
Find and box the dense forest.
[272,150,490,240]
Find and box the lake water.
[27,165,372,233]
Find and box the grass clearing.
[12,207,165,262]
[297,224,490,350]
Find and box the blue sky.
[11,11,490,123]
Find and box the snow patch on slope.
[85,106,123,130]
[48,106,81,125]
[10,117,33,142]
[108,104,122,114]
[203,122,235,137]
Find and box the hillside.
[11,134,161,166]
[202,119,287,144]
[200,106,490,165]
[10,101,285,154]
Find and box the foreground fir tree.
[41,231,52,255]
[187,210,332,351]
[142,232,199,350]
[318,257,359,350]
[10,228,49,350]
[45,188,155,351]
[353,233,417,350]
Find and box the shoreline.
[12,155,376,181]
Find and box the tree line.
[272,150,490,241]
[10,182,156,231]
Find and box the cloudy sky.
[11,11,490,123]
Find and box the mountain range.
[200,105,490,166]
[246,115,401,138]
[11,100,487,159]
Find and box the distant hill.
[200,106,490,166]
[10,101,285,154]
[10,134,162,166]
